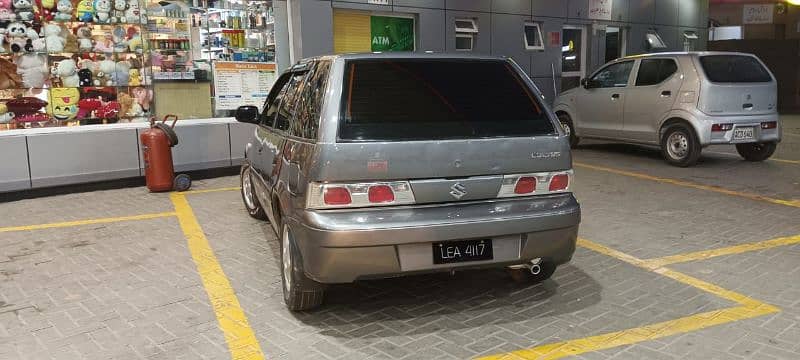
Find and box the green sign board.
[370,16,414,52]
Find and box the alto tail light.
[711,123,733,132]
[498,170,573,198]
[307,181,415,209]
[761,121,777,129]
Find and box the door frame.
[561,25,587,79]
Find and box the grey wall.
[288,0,708,101]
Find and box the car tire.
[508,261,556,284]
[558,113,580,148]
[736,142,777,162]
[281,224,325,311]
[660,123,701,167]
[240,165,267,220]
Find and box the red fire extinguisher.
[140,115,191,192]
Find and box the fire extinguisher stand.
[140,115,192,192]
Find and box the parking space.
[1,118,799,359]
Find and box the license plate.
[432,239,493,264]
[733,127,755,141]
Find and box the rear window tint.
[699,55,771,83]
[635,59,678,86]
[339,59,554,142]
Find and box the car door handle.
[611,93,620,100]
[661,91,672,97]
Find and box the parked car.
[235,53,581,310]
[554,52,781,167]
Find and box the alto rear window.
[339,59,554,142]
[699,55,772,83]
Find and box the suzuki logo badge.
[450,183,467,200]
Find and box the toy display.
[43,23,65,52]
[53,0,71,21]
[75,0,93,22]
[75,25,92,50]
[47,86,79,120]
[7,22,38,53]
[93,0,111,23]
[12,0,35,22]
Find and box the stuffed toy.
[77,59,92,86]
[75,0,93,22]
[110,0,125,23]
[0,57,23,89]
[93,0,111,23]
[55,58,79,87]
[93,35,112,52]
[53,0,71,20]
[0,103,14,123]
[63,31,78,52]
[76,97,100,118]
[47,87,79,120]
[95,100,118,119]
[36,0,56,21]
[11,0,34,21]
[127,67,140,85]
[31,37,45,51]
[0,0,14,21]
[6,97,48,123]
[117,91,132,116]
[131,86,150,112]
[76,25,92,51]
[0,28,6,53]
[7,22,38,53]
[111,25,126,52]
[43,24,65,52]
[15,53,47,87]
[95,58,114,85]
[111,59,128,85]
[125,0,143,24]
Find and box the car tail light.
[514,177,537,194]
[761,121,777,129]
[498,170,573,198]
[307,181,415,209]
[711,123,733,132]
[549,174,570,192]
[323,187,351,206]
[368,185,395,203]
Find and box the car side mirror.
[235,105,259,124]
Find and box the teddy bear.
[93,0,111,23]
[6,22,38,53]
[111,60,129,85]
[117,91,132,116]
[111,25,127,52]
[77,59,93,86]
[42,24,65,53]
[53,0,72,21]
[63,31,78,52]
[15,54,48,88]
[0,57,23,89]
[0,103,14,123]
[111,0,126,23]
[12,0,34,21]
[95,59,115,86]
[128,67,140,86]
[55,58,79,87]
[76,25,92,51]
[0,0,14,21]
[75,0,94,22]
[125,0,144,24]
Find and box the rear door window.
[260,74,292,128]
[290,60,331,140]
[699,55,772,83]
[274,71,308,131]
[339,59,554,142]
[635,59,678,86]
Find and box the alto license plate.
[432,239,493,264]
[733,127,755,141]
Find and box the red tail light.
[711,123,733,132]
[368,185,395,203]
[549,174,570,192]
[514,177,537,194]
[323,187,352,205]
[761,121,777,129]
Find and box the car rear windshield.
[339,59,554,141]
[699,55,772,83]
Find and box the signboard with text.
[743,4,774,24]
[370,16,415,52]
[212,62,277,111]
[588,0,613,20]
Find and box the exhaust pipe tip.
[530,264,541,275]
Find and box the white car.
[554,52,781,167]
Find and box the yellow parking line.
[772,158,800,165]
[480,238,780,360]
[170,193,265,360]
[0,212,176,233]
[574,162,800,208]
[181,186,242,195]
[704,151,800,165]
[643,234,800,268]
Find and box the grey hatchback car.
[235,53,580,311]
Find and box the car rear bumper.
[694,112,781,146]
[287,194,581,283]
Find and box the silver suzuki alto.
[235,53,580,311]
[554,52,781,167]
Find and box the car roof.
[297,52,509,64]
[619,51,758,61]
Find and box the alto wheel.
[736,142,777,162]
[661,123,701,167]
[281,224,325,311]
[240,165,266,220]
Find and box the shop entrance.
[605,26,626,63]
[561,26,586,91]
